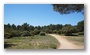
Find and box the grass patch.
[64,35,84,45]
[4,35,60,49]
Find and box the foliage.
[57,30,61,34]
[78,32,84,35]
[4,20,84,38]
[4,30,21,39]
[39,32,45,36]
[11,30,21,37]
[53,4,84,14]
[21,31,31,37]
[53,30,57,33]
[61,26,78,36]
[29,31,34,36]
[77,20,84,32]
[11,24,17,30]
[33,29,41,35]
[48,30,53,33]
[4,33,11,39]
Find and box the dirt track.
[49,34,84,49]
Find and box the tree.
[4,23,11,29]
[29,25,34,31]
[53,4,84,14]
[22,23,29,31]
[64,24,72,27]
[17,25,21,30]
[55,24,63,30]
[61,26,78,36]
[77,20,84,32]
[11,24,16,30]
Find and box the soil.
[49,34,84,49]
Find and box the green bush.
[33,29,40,35]
[78,32,84,35]
[29,31,34,36]
[10,31,21,37]
[39,32,45,36]
[21,31,31,37]
[61,26,78,36]
[57,30,61,34]
[53,30,57,33]
[71,33,78,36]
[4,33,12,39]
[4,30,22,39]
[64,33,71,36]
[48,30,53,33]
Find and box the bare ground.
[49,34,84,49]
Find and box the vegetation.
[4,20,84,49]
[77,20,84,32]
[4,4,84,49]
[39,32,46,36]
[53,4,84,14]
[61,26,78,36]
[78,32,84,35]
[64,35,84,45]
[4,20,84,39]
[4,35,60,49]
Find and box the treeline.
[4,20,84,39]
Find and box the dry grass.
[4,35,60,49]
[64,35,84,45]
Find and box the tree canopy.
[53,4,84,14]
[4,20,84,38]
[77,20,84,32]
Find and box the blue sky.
[4,4,84,26]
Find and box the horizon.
[4,4,84,26]
[4,21,82,27]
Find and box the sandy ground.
[49,34,84,49]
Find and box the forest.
[4,20,84,39]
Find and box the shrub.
[78,32,84,35]
[53,30,57,33]
[30,31,34,36]
[71,33,78,36]
[61,26,78,36]
[21,31,31,37]
[45,29,49,33]
[4,30,22,38]
[39,32,45,36]
[64,33,72,36]
[48,30,53,33]
[33,29,40,35]
[4,33,12,39]
[57,30,61,34]
[10,31,21,37]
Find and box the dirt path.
[49,34,84,49]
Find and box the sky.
[4,4,84,26]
